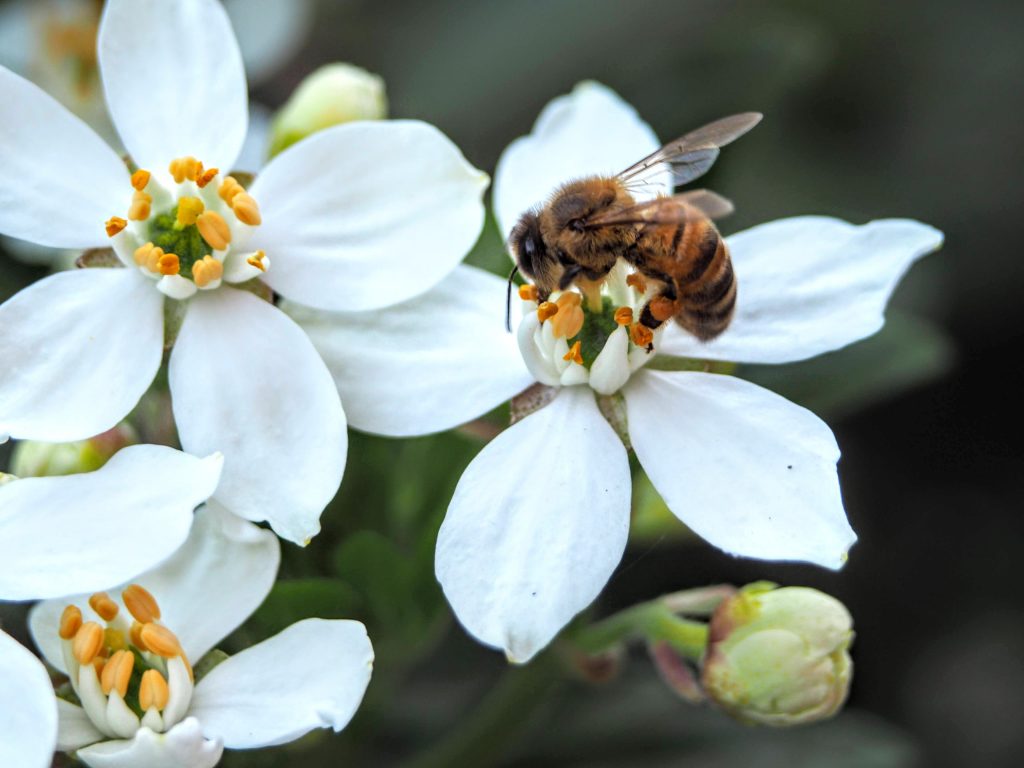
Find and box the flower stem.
[570,602,709,661]
[401,652,563,768]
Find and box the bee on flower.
[0,0,488,545]
[287,81,943,662]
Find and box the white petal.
[286,264,534,437]
[224,0,313,86]
[0,66,128,247]
[0,445,222,601]
[436,386,631,663]
[191,619,373,749]
[0,268,163,442]
[0,629,57,768]
[233,101,271,172]
[250,120,488,312]
[98,0,247,173]
[56,700,105,752]
[658,217,945,364]
[169,288,346,544]
[492,81,663,241]
[76,718,223,768]
[624,370,856,568]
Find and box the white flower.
[0,444,223,601]
[287,81,943,662]
[24,503,374,768]
[0,628,58,768]
[0,0,488,544]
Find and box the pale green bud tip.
[9,423,138,478]
[700,583,854,727]
[269,63,388,157]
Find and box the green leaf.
[245,578,361,638]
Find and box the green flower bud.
[269,63,387,157]
[9,423,137,478]
[700,583,853,727]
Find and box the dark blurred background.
[3,1,1023,766]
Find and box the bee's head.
[508,210,560,295]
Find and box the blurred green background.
[2,0,1023,766]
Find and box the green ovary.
[569,296,620,367]
[148,206,212,280]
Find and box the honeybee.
[506,112,762,345]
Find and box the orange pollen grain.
[105,216,127,237]
[563,340,584,365]
[518,284,539,302]
[103,650,135,698]
[72,622,104,664]
[247,251,267,272]
[122,585,161,623]
[192,255,223,288]
[614,307,634,326]
[169,156,202,184]
[218,176,244,204]
[59,605,83,640]
[140,623,182,659]
[231,192,261,225]
[88,592,119,622]
[128,190,152,221]
[537,301,559,322]
[196,166,219,188]
[626,273,647,293]
[631,324,654,348]
[196,211,231,250]
[130,169,151,191]
[139,669,170,711]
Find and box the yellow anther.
[139,669,170,712]
[130,169,151,191]
[169,156,202,184]
[246,250,267,272]
[550,300,584,339]
[104,628,127,653]
[195,211,231,250]
[59,605,83,640]
[129,621,149,651]
[518,284,539,302]
[100,649,134,698]
[563,340,584,365]
[139,623,182,659]
[157,253,180,276]
[218,176,244,204]
[231,192,261,225]
[128,189,152,221]
[196,167,219,189]
[614,306,634,326]
[631,324,654,349]
[105,216,127,237]
[626,272,647,293]
[176,196,205,227]
[122,585,161,623]
[537,301,559,322]
[72,622,105,665]
[192,255,224,288]
[555,291,582,309]
[89,592,119,622]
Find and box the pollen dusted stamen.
[128,189,152,221]
[218,175,245,205]
[550,292,585,339]
[139,670,170,712]
[614,306,633,326]
[139,623,183,659]
[626,272,647,293]
[631,324,654,348]
[231,192,262,225]
[196,167,219,189]
[169,156,203,184]
[99,649,134,698]
[129,621,148,651]
[105,216,127,237]
[60,605,83,640]
[192,255,224,287]
[72,622,105,664]
[196,210,231,250]
[88,592,119,622]
[247,250,267,272]
[130,169,151,191]
[175,196,205,228]
[537,301,559,322]
[563,340,584,365]
[123,584,161,624]
[157,252,181,276]
[519,284,539,302]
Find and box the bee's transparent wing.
[617,112,762,190]
[584,190,734,228]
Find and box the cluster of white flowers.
[0,0,942,765]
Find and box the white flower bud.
[269,63,387,156]
[700,583,853,726]
[10,423,137,477]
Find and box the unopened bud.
[269,63,387,157]
[700,583,853,726]
[9,423,138,477]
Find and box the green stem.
[571,603,708,661]
[401,652,563,768]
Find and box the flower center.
[58,584,193,739]
[105,157,269,300]
[516,266,662,395]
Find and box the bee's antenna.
[505,264,519,333]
